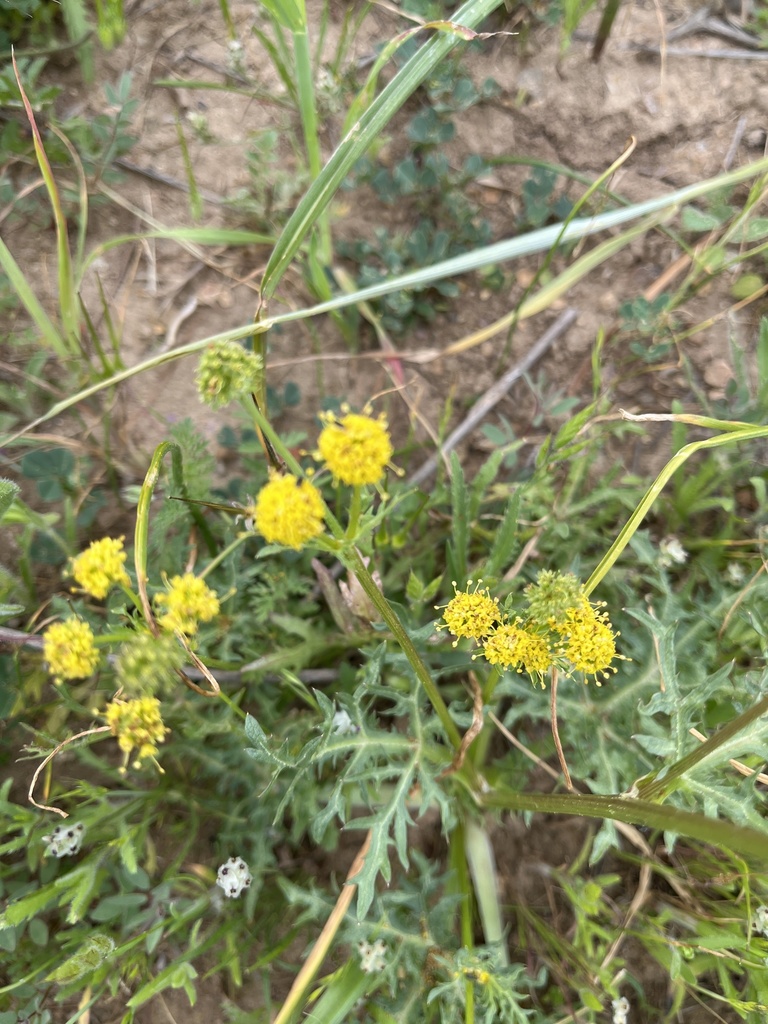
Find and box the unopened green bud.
[195,341,263,409]
[116,632,185,696]
[524,570,584,629]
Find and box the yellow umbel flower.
[43,618,100,683]
[438,581,499,645]
[253,473,325,550]
[105,696,169,770]
[557,598,620,685]
[155,573,220,635]
[70,536,130,600]
[480,622,553,684]
[316,409,393,486]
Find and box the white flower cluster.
[216,856,252,898]
[227,38,246,75]
[358,939,387,974]
[332,709,358,735]
[754,905,768,937]
[42,822,85,857]
[659,536,687,568]
[612,996,630,1024]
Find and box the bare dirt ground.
[5,0,768,1019]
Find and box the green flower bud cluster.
[195,341,263,409]
[116,632,185,696]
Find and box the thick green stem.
[450,822,475,1024]
[347,485,362,538]
[481,787,768,860]
[342,546,463,750]
[135,442,183,596]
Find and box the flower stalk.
[249,402,462,751]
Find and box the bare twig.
[439,672,484,777]
[407,308,578,487]
[549,667,573,791]
[156,295,198,354]
[502,525,545,582]
[724,115,748,171]
[28,726,111,816]
[689,726,768,785]
[114,157,227,204]
[488,709,560,780]
[175,633,221,697]
[623,43,768,59]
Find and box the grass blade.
[0,237,69,360]
[259,0,505,300]
[12,50,80,357]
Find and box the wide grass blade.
[259,0,505,300]
[12,51,80,357]
[0,237,69,360]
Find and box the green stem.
[199,534,248,579]
[247,402,345,543]
[347,485,362,538]
[470,666,501,769]
[584,424,768,595]
[636,690,768,803]
[117,583,143,614]
[342,546,462,750]
[135,442,183,590]
[450,822,475,1024]
[246,402,464,751]
[482,787,768,860]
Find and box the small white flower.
[726,562,746,585]
[42,821,85,858]
[187,111,210,137]
[332,709,357,735]
[612,996,630,1024]
[659,536,687,568]
[227,39,247,74]
[358,939,387,974]
[216,856,252,898]
[754,905,768,937]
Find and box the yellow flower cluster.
[253,473,325,550]
[70,536,130,600]
[559,598,619,682]
[105,696,169,770]
[155,573,220,635]
[482,622,552,676]
[244,406,395,553]
[43,618,100,683]
[316,409,393,486]
[438,581,499,645]
[439,572,622,687]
